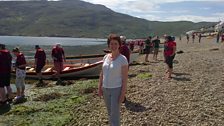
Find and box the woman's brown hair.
[12,47,20,53]
[107,34,121,47]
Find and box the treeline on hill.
[0,0,217,38]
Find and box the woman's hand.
[98,86,103,97]
[119,94,125,104]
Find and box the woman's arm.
[172,46,176,56]
[119,64,128,103]
[18,64,26,69]
[98,71,103,97]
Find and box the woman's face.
[13,52,18,56]
[165,38,169,42]
[109,39,120,52]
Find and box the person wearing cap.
[164,36,176,79]
[0,44,13,105]
[12,47,27,100]
[34,45,46,85]
[51,43,66,84]
[120,36,130,64]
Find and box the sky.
[82,0,224,22]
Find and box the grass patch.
[7,105,39,115]
[0,79,99,126]
[137,73,152,79]
[33,92,65,102]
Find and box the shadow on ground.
[173,72,190,76]
[172,77,191,81]
[124,99,148,112]
[0,104,11,115]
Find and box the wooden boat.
[12,61,103,79]
[18,52,139,79]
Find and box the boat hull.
[11,61,103,79]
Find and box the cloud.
[199,7,211,10]
[1,0,223,22]
[83,0,224,22]
[164,15,222,22]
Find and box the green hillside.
[0,0,217,38]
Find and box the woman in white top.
[98,34,128,126]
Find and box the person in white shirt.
[98,34,129,126]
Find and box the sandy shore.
[68,37,224,125]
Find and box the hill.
[0,0,217,38]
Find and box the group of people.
[186,34,202,43]
[216,32,224,43]
[0,45,27,105]
[143,36,161,62]
[0,43,66,105]
[0,34,177,125]
[98,34,176,125]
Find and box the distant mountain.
[0,0,217,38]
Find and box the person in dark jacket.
[0,44,13,105]
[34,45,46,85]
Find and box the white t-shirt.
[102,54,128,88]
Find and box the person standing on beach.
[139,40,144,54]
[164,36,176,79]
[186,34,189,43]
[0,44,13,105]
[98,34,128,126]
[152,36,160,61]
[198,34,202,43]
[221,33,224,42]
[144,36,152,62]
[192,34,195,43]
[129,41,135,51]
[120,36,130,64]
[217,32,220,43]
[34,45,46,85]
[51,43,66,85]
[12,47,26,101]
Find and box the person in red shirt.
[51,43,66,84]
[221,33,224,42]
[0,44,13,105]
[12,47,27,101]
[120,36,130,64]
[34,45,46,85]
[164,36,176,79]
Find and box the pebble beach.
[69,37,224,125]
[1,37,224,126]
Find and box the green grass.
[137,73,153,79]
[0,79,98,126]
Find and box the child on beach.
[12,47,27,101]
